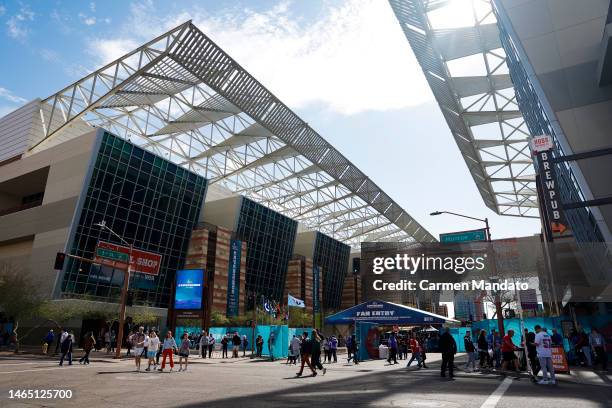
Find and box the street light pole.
[430,210,504,335]
[94,221,132,359]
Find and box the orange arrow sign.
[551,222,567,234]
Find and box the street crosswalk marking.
[480,377,513,408]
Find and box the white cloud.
[6,6,35,39]
[0,87,27,117]
[88,38,139,62]
[0,5,6,17]
[86,0,432,115]
[0,87,27,104]
[78,12,96,26]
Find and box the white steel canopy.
[33,21,435,246]
[389,0,539,218]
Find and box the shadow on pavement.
[174,359,612,408]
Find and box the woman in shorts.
[178,333,191,372]
[146,330,160,371]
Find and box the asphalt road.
[0,352,610,408]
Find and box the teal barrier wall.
[454,315,611,354]
[209,325,290,358]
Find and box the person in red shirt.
[406,335,422,368]
[501,329,520,374]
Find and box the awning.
[325,300,459,325]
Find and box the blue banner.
[313,265,321,313]
[325,300,454,325]
[175,269,204,310]
[227,239,241,317]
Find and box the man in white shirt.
[534,325,555,385]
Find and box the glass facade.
[61,131,207,308]
[313,232,350,310]
[235,197,297,302]
[494,7,605,245]
[493,3,611,284]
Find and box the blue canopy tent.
[324,300,459,325]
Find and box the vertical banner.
[530,135,569,236]
[313,265,321,328]
[226,239,241,317]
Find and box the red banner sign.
[94,241,162,275]
[551,346,569,373]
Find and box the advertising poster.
[174,269,204,310]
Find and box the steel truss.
[390,0,539,218]
[33,21,435,247]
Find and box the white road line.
[0,366,89,374]
[0,361,62,365]
[480,377,513,408]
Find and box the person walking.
[268,332,276,361]
[55,328,67,355]
[155,330,163,365]
[110,330,116,353]
[350,334,359,365]
[310,331,326,375]
[406,335,422,368]
[420,335,429,369]
[242,335,249,357]
[256,335,263,357]
[289,334,301,365]
[42,329,54,355]
[145,330,160,371]
[439,327,457,379]
[501,329,520,377]
[525,327,540,381]
[329,335,338,363]
[158,331,177,372]
[79,331,96,365]
[534,326,555,384]
[59,330,73,366]
[589,328,608,371]
[387,332,398,365]
[578,329,592,367]
[178,333,191,372]
[346,334,353,363]
[232,332,241,358]
[477,330,489,369]
[207,333,215,358]
[464,330,477,372]
[199,331,209,359]
[296,332,317,377]
[126,329,134,358]
[132,326,147,372]
[322,336,330,363]
[221,335,229,358]
[104,330,111,353]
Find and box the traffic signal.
[54,252,66,270]
[127,291,134,307]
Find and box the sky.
[0,0,542,240]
